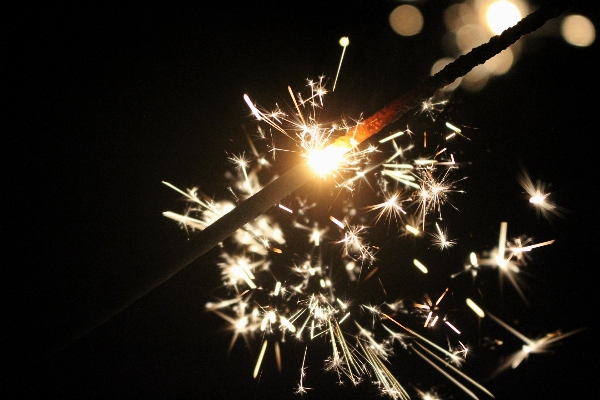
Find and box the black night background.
[4,1,598,399]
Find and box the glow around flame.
[307,138,355,176]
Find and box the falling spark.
[413,259,429,274]
[496,222,508,268]
[254,340,269,378]
[466,298,485,318]
[379,129,408,143]
[278,203,293,213]
[275,341,282,373]
[333,37,349,91]
[445,320,462,334]
[329,216,345,229]
[446,122,461,133]
[406,224,420,235]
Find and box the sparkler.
[159,2,582,399]
[163,1,571,277]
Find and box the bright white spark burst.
[163,78,580,399]
[518,167,566,221]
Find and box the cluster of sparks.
[163,78,579,399]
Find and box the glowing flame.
[307,139,354,176]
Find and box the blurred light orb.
[444,4,464,31]
[339,36,350,47]
[561,15,596,47]
[462,64,490,92]
[456,24,488,52]
[483,47,514,75]
[486,1,522,35]
[389,5,424,36]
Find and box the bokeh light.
[461,63,490,91]
[456,23,488,52]
[392,0,593,92]
[437,0,529,91]
[483,47,514,75]
[389,5,424,37]
[485,0,522,35]
[561,14,596,47]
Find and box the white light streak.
[413,259,428,274]
[406,224,419,235]
[333,37,349,91]
[278,203,293,213]
[253,340,268,378]
[496,222,508,267]
[466,298,485,318]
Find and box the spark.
[305,76,328,107]
[420,97,448,122]
[309,223,328,246]
[330,215,345,229]
[254,340,269,378]
[382,164,419,189]
[468,222,530,304]
[415,288,451,329]
[275,341,282,373]
[379,128,411,143]
[518,167,566,220]
[466,298,485,318]
[431,222,455,250]
[228,152,255,195]
[405,224,420,235]
[446,121,471,140]
[332,37,349,91]
[413,259,428,274]
[496,222,508,268]
[278,203,293,213]
[415,167,464,228]
[470,252,478,267]
[337,225,376,264]
[445,319,461,335]
[415,388,442,400]
[365,190,407,225]
[295,346,311,395]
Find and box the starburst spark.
[415,167,465,228]
[518,167,566,221]
[431,222,455,250]
[365,190,407,225]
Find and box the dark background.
[4,1,597,398]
